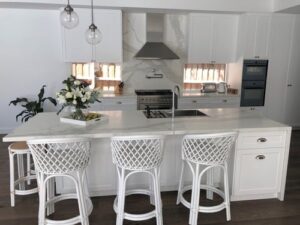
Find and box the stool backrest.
[27,138,90,174]
[182,132,237,165]
[111,135,164,170]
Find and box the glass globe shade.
[60,10,79,29]
[85,27,102,45]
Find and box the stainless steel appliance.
[135,89,175,110]
[240,60,268,107]
[142,109,207,119]
[201,83,217,93]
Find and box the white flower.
[58,95,66,104]
[74,80,81,85]
[82,97,87,103]
[73,99,77,105]
[65,92,73,99]
[85,91,91,100]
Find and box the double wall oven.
[240,60,269,107]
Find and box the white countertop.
[3,108,290,142]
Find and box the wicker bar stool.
[27,138,93,225]
[8,141,38,207]
[176,132,237,225]
[111,135,164,225]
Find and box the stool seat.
[10,141,29,150]
[177,132,237,225]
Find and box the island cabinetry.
[61,8,122,63]
[187,13,238,63]
[231,130,289,201]
[90,96,137,111]
[178,96,240,109]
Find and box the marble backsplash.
[121,13,188,93]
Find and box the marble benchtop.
[3,108,290,142]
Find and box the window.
[183,64,226,90]
[72,63,122,92]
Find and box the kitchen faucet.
[172,85,180,119]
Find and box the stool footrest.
[113,189,157,221]
[179,184,226,213]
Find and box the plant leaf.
[38,85,46,102]
[42,97,57,106]
[16,110,29,121]
[9,98,28,106]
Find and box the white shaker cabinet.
[90,96,137,111]
[61,8,122,63]
[188,13,238,63]
[232,130,289,201]
[237,14,271,59]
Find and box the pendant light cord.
[91,0,94,24]
[67,0,70,5]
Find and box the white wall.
[0,8,68,134]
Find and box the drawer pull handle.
[256,155,266,160]
[192,100,197,103]
[222,99,227,103]
[117,101,122,104]
[257,138,267,143]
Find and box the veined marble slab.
[3,108,289,142]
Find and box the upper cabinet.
[61,9,122,63]
[187,13,238,64]
[237,14,271,59]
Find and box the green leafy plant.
[9,85,57,122]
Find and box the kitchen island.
[3,108,291,201]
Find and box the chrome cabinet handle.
[254,56,260,59]
[255,155,266,160]
[117,101,122,104]
[287,84,293,87]
[257,137,267,143]
[192,100,197,103]
[222,99,227,103]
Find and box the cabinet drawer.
[237,131,286,149]
[233,148,283,196]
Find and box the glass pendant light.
[85,0,102,45]
[60,0,79,29]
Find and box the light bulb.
[85,24,102,45]
[60,5,79,29]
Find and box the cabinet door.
[264,14,294,123]
[62,9,122,63]
[284,16,300,127]
[212,14,238,63]
[188,14,213,63]
[233,148,283,196]
[241,14,271,59]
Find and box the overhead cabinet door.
[61,9,122,63]
[188,13,238,63]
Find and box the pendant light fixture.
[60,0,79,29]
[85,0,102,45]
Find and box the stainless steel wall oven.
[240,60,268,107]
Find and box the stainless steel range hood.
[135,14,180,60]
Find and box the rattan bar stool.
[8,141,38,207]
[27,138,93,225]
[111,135,164,225]
[176,132,237,225]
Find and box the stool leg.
[17,154,25,190]
[9,152,15,207]
[76,171,89,225]
[116,168,126,225]
[153,168,163,225]
[39,174,46,225]
[190,164,201,225]
[46,177,55,216]
[206,168,214,200]
[27,153,31,185]
[224,164,231,221]
[176,160,185,205]
[149,175,155,206]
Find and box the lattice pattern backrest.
[27,138,90,174]
[111,136,164,170]
[182,132,237,165]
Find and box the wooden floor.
[1,132,300,225]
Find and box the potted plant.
[56,75,101,120]
[9,85,57,122]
